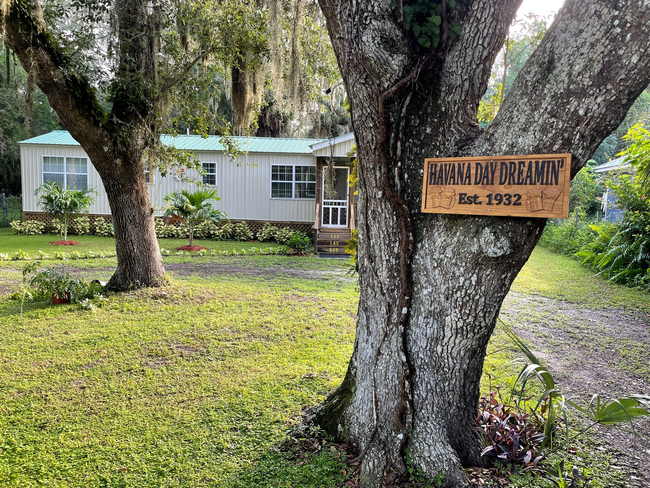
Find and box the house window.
[43,156,88,190]
[203,162,216,186]
[145,162,152,184]
[271,165,316,199]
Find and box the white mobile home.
[19,131,356,253]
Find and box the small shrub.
[257,222,278,242]
[275,227,295,244]
[214,222,233,241]
[539,215,597,256]
[10,220,45,235]
[70,216,91,235]
[285,231,311,253]
[94,218,115,237]
[232,221,253,241]
[194,220,220,239]
[154,219,189,239]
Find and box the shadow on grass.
[223,440,349,488]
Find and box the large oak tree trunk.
[2,0,167,289]
[314,0,650,486]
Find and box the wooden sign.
[421,154,572,218]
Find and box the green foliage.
[405,448,445,487]
[275,227,295,244]
[256,222,279,242]
[70,215,91,235]
[576,169,650,287]
[622,124,650,188]
[94,217,115,237]
[569,164,601,218]
[591,90,650,165]
[232,221,254,241]
[539,216,597,256]
[285,231,311,254]
[155,218,189,239]
[217,222,234,241]
[19,262,106,316]
[34,182,95,241]
[192,219,220,239]
[478,14,548,125]
[10,220,45,235]
[164,189,226,246]
[396,0,462,50]
[477,80,503,124]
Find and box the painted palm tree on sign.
[163,189,226,248]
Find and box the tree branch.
[479,0,650,173]
[1,0,110,155]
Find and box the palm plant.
[35,182,96,241]
[163,189,226,247]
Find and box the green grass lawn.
[0,267,356,487]
[0,242,646,487]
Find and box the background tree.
[0,41,61,195]
[0,0,264,289]
[311,0,650,486]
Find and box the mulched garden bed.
[175,245,207,251]
[49,240,82,245]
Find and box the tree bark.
[315,0,650,486]
[2,0,166,289]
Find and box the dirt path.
[501,292,650,486]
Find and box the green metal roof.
[20,130,326,154]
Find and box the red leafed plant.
[475,388,546,468]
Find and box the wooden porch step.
[316,228,352,256]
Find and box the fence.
[1,194,22,227]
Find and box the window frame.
[202,162,217,187]
[42,155,89,191]
[270,164,317,200]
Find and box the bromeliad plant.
[163,189,226,247]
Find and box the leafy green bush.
[19,262,107,313]
[70,215,91,235]
[94,218,115,237]
[275,227,295,244]
[539,215,597,256]
[214,222,233,240]
[232,221,253,241]
[257,222,278,242]
[10,220,45,235]
[576,170,650,287]
[193,220,220,239]
[285,231,311,253]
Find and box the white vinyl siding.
[43,155,88,190]
[271,165,316,199]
